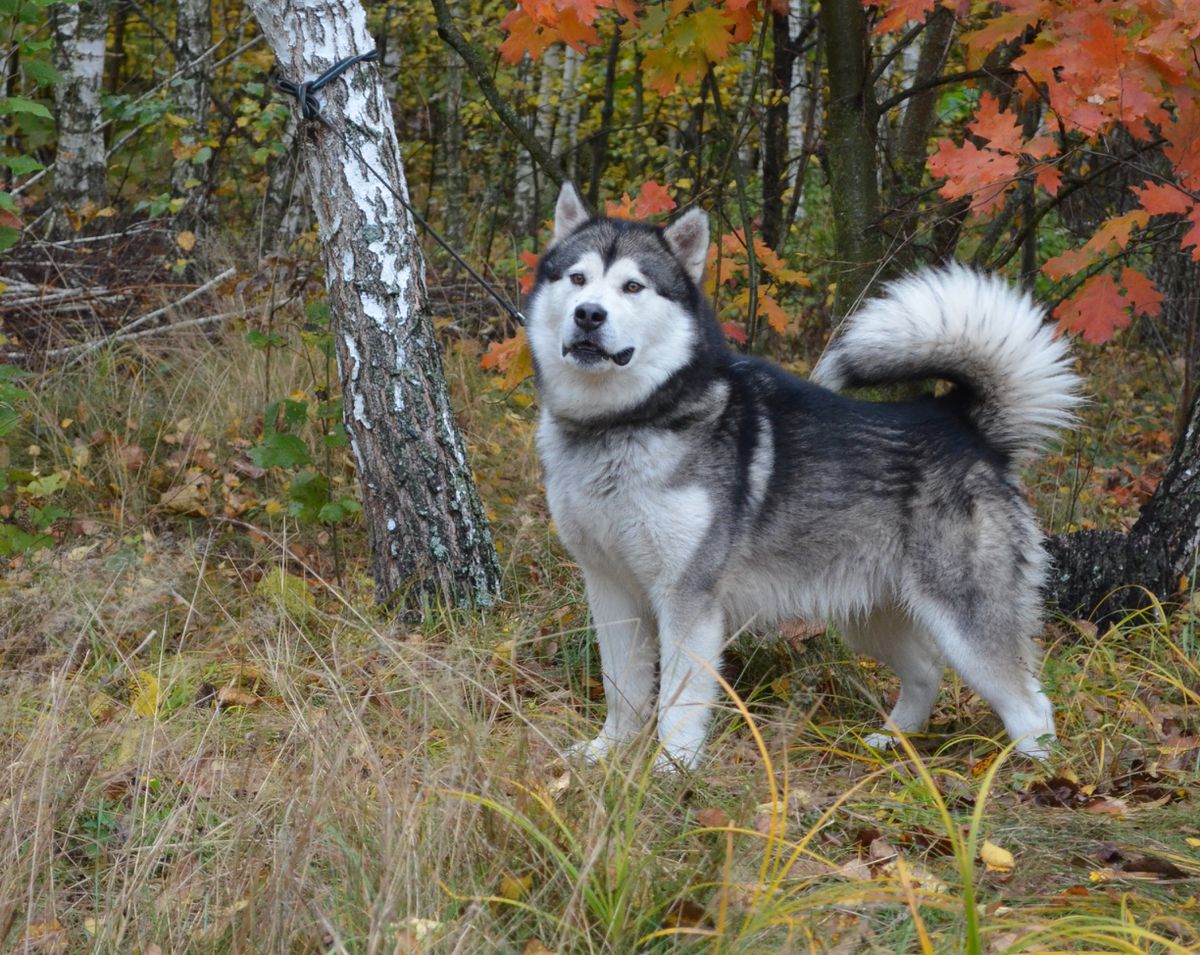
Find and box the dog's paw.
[863,731,900,751]
[564,735,616,764]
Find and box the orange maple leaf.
[758,291,792,335]
[1055,273,1131,345]
[928,138,1018,214]
[633,180,677,218]
[499,8,558,63]
[1042,246,1095,282]
[517,250,540,295]
[1135,181,1194,218]
[1120,267,1163,318]
[480,327,533,389]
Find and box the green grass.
[1,322,1198,953]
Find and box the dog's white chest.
[539,418,712,584]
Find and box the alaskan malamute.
[527,183,1080,769]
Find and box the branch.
[431,0,565,188]
[876,67,1017,115]
[4,268,236,364]
[988,139,1168,271]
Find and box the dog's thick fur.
[527,183,1080,769]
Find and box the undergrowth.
[1,315,1198,954]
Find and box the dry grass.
[1,321,1198,953]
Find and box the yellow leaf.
[498,873,533,901]
[164,112,191,127]
[131,670,161,717]
[981,839,1015,872]
[1185,837,1200,847]
[176,230,196,252]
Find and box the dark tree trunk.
[819,0,883,314]
[1046,384,1200,619]
[761,10,796,251]
[246,0,502,610]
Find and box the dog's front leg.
[656,597,725,770]
[569,567,656,762]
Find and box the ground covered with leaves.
[2,311,1199,954]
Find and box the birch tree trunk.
[514,45,558,235]
[50,0,109,230]
[246,0,501,609]
[170,0,213,213]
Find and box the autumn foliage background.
[2,0,1200,951]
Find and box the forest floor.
[2,283,1199,954]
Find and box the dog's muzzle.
[562,336,634,367]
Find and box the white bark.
[558,46,581,171]
[514,44,558,233]
[51,0,109,221]
[245,0,501,607]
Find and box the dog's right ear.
[553,182,590,244]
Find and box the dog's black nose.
[574,302,607,331]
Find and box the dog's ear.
[663,208,709,286]
[553,182,590,243]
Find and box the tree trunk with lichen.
[50,0,109,233]
[246,0,501,609]
[820,0,882,314]
[1046,385,1200,619]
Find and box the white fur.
[526,251,699,421]
[812,264,1081,460]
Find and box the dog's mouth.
[562,340,635,367]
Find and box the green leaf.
[323,422,350,449]
[21,58,61,87]
[0,407,20,438]
[30,503,68,530]
[0,227,20,253]
[0,191,17,214]
[248,433,311,469]
[0,96,52,120]
[280,399,307,430]
[245,329,288,349]
[319,498,360,524]
[287,469,328,522]
[22,472,66,497]
[0,155,44,176]
[191,145,213,165]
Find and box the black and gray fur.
[527,183,1080,769]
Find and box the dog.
[526,182,1080,769]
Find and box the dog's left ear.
[663,208,710,286]
[553,182,590,244]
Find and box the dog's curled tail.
[811,265,1081,460]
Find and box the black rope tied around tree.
[274,51,527,327]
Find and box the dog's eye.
[623,280,644,294]
[569,272,586,286]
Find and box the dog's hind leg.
[906,596,1056,759]
[842,606,944,749]
[571,567,657,763]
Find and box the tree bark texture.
[761,10,796,251]
[819,0,883,315]
[1046,384,1200,619]
[170,0,214,207]
[51,0,109,223]
[888,6,953,264]
[246,0,501,609]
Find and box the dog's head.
[526,183,712,421]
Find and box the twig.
[2,268,236,363]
